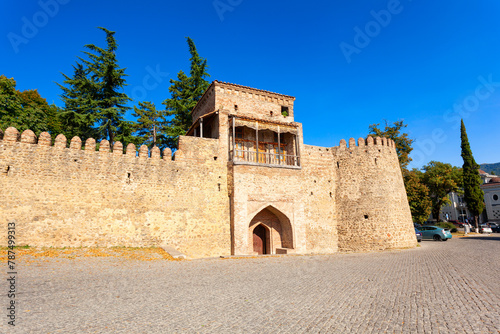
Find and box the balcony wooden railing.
[232,139,300,167]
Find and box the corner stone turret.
[334,137,415,251]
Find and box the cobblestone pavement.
[3,236,500,334]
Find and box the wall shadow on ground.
[459,236,500,241]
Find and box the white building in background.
[439,192,470,222]
[437,170,499,223]
[481,174,500,223]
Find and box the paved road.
[3,235,500,334]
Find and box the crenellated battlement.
[335,135,396,149]
[0,126,174,160]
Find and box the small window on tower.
[281,106,289,117]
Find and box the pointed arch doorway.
[252,224,268,255]
[248,206,293,255]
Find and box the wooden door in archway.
[253,224,267,255]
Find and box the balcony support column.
[277,125,281,165]
[295,134,301,166]
[232,116,235,161]
[256,121,259,163]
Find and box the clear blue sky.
[2,0,499,169]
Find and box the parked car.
[479,224,492,234]
[418,226,452,241]
[492,225,500,233]
[414,228,422,242]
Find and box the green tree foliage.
[132,101,167,149]
[82,27,132,144]
[0,75,62,136]
[369,120,415,170]
[59,27,133,145]
[460,120,484,229]
[57,63,97,141]
[162,37,210,149]
[421,161,462,222]
[403,169,432,224]
[0,75,24,131]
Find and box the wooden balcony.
[231,139,301,168]
[229,115,301,169]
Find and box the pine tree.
[57,63,97,141]
[58,27,133,145]
[132,101,166,149]
[460,119,485,231]
[162,37,210,149]
[81,27,132,144]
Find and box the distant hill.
[480,162,500,175]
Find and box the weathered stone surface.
[54,134,67,149]
[113,141,123,155]
[4,127,19,143]
[0,131,230,258]
[85,138,96,151]
[70,136,82,150]
[348,137,356,148]
[151,146,161,159]
[126,143,136,156]
[138,145,148,158]
[99,140,110,153]
[21,129,36,144]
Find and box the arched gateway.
[248,206,293,255]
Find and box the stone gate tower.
[186,81,416,255]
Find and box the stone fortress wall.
[0,127,231,258]
[0,81,416,258]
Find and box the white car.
[479,224,492,234]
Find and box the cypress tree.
[162,37,210,149]
[460,119,485,231]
